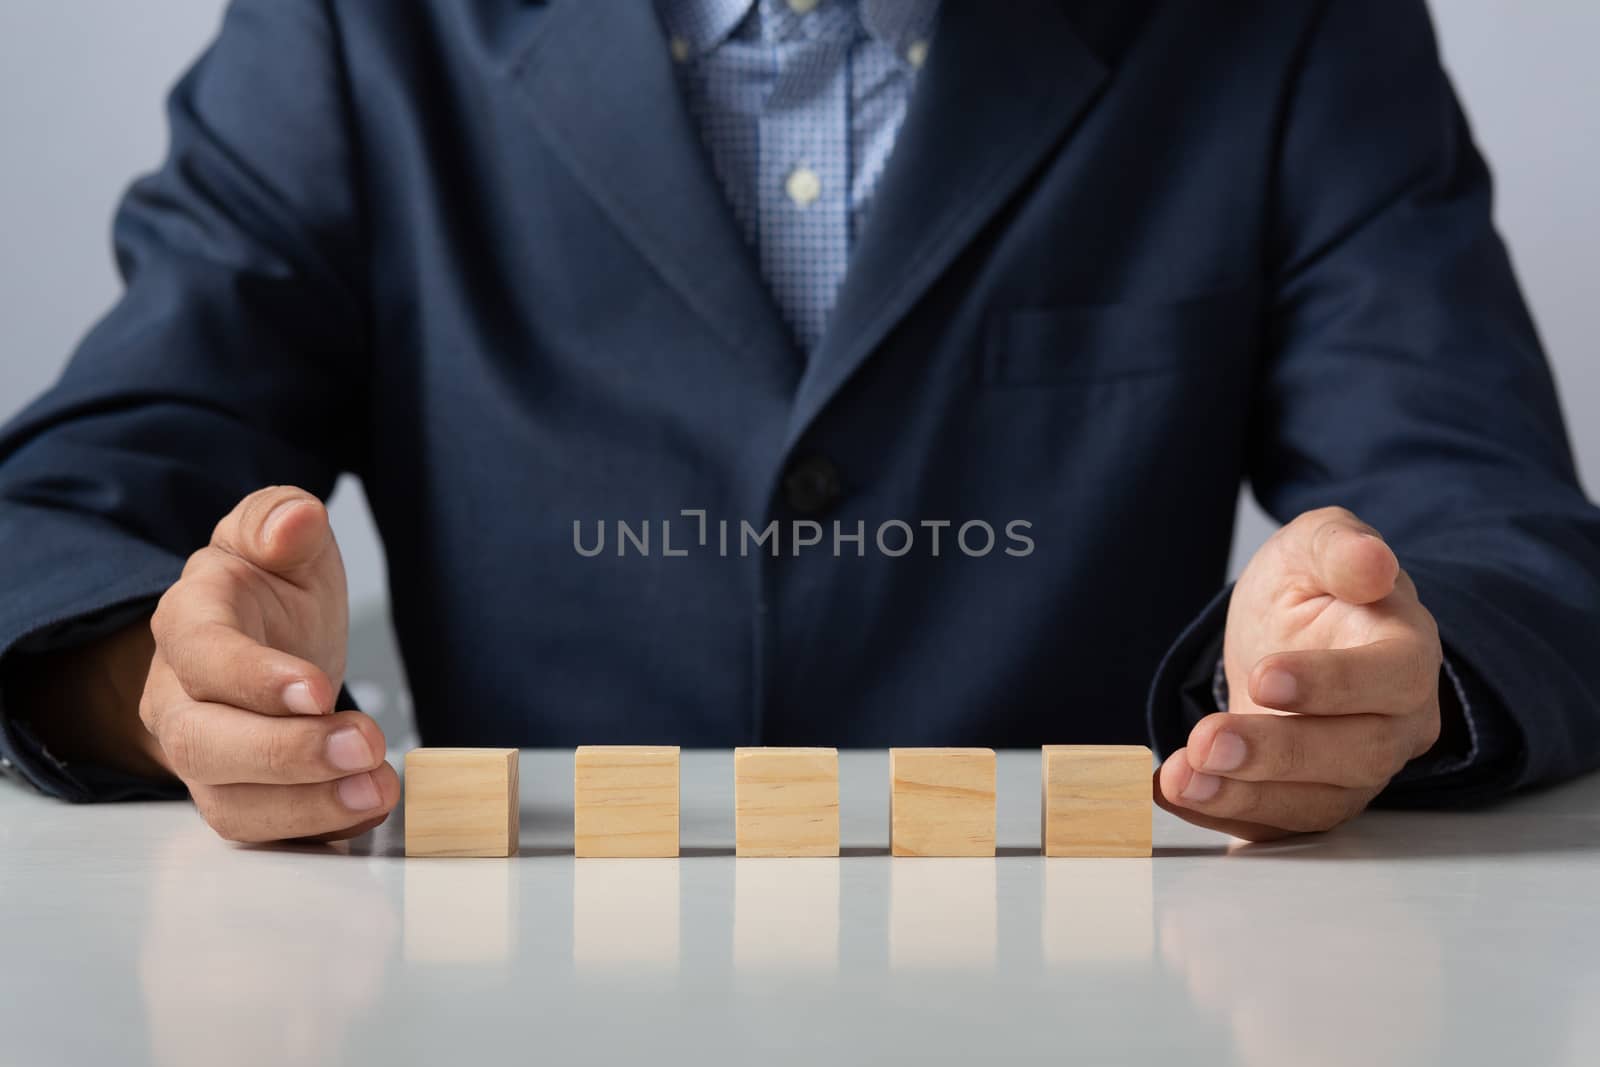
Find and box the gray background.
[2,2,1596,721]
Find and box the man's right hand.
[143,486,398,842]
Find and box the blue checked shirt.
[659,0,1494,778]
[657,0,939,352]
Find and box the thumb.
[212,486,337,580]
[1300,508,1399,605]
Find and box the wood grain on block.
[889,748,996,857]
[574,745,680,858]
[734,747,839,857]
[404,748,519,858]
[1041,745,1152,857]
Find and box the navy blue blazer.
[2,0,1598,803]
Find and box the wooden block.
[889,748,996,857]
[1041,745,1152,857]
[404,748,519,858]
[734,747,839,857]
[574,745,680,858]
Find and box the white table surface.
[2,749,1597,1067]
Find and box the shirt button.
[906,39,929,68]
[784,455,843,516]
[788,0,819,13]
[669,36,691,63]
[786,166,822,208]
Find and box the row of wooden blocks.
[405,745,1152,859]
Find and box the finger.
[1248,638,1439,716]
[1184,711,1410,788]
[1295,507,1399,604]
[152,581,336,716]
[1153,769,1291,843]
[210,485,335,582]
[1157,750,1368,838]
[194,762,401,844]
[137,649,188,741]
[298,815,389,845]
[157,705,387,787]
[1153,762,1294,842]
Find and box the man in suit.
[2,0,1597,845]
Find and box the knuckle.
[1279,794,1343,833]
[150,588,180,644]
[1370,732,1408,785]
[161,716,202,780]
[137,684,162,735]
[1394,567,1421,600]
[259,727,301,781]
[283,787,333,835]
[1301,505,1356,535]
[203,801,247,843]
[1418,716,1442,756]
[161,629,203,690]
[210,551,256,591]
[1404,646,1438,693]
[1410,712,1442,762]
[1326,652,1359,697]
[1279,730,1309,780]
[1307,520,1342,559]
[1221,781,1265,822]
[181,546,213,578]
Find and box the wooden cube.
[734,747,839,857]
[1041,745,1152,857]
[404,748,519,858]
[574,745,680,858]
[889,748,996,857]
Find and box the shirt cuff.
[0,598,185,803]
[0,710,186,803]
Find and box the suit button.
[784,455,842,516]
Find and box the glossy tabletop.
[2,750,1598,1066]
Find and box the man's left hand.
[1155,507,1443,841]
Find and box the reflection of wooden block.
[1041,745,1152,857]
[405,860,514,962]
[574,746,680,858]
[735,859,840,968]
[889,748,996,857]
[890,858,998,968]
[734,747,839,857]
[1043,859,1153,963]
[404,748,519,858]
[573,860,681,969]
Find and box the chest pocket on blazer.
[982,285,1261,386]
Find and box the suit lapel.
[787,0,1110,447]
[510,0,801,377]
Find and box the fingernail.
[262,499,303,545]
[326,727,373,772]
[1257,668,1298,708]
[1205,731,1247,773]
[283,681,323,716]
[1181,771,1222,803]
[337,772,381,812]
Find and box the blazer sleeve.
[0,0,369,799]
[1149,0,1600,804]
